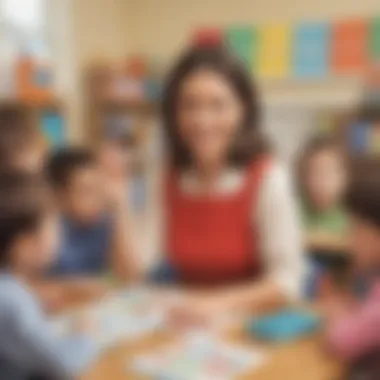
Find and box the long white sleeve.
[255,161,305,300]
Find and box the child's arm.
[326,293,380,360]
[107,185,141,282]
[30,277,110,313]
[8,299,98,380]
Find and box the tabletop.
[81,318,345,380]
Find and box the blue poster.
[41,112,66,147]
[348,121,371,154]
[293,23,330,78]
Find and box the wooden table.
[81,319,345,380]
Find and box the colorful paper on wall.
[331,19,369,74]
[40,112,65,147]
[226,26,258,70]
[348,121,371,154]
[293,23,330,78]
[369,123,380,154]
[192,27,224,47]
[370,18,380,61]
[257,24,292,79]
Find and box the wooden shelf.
[0,97,62,111]
[96,97,157,113]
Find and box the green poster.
[370,18,380,60]
[226,26,258,72]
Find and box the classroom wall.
[55,0,130,141]
[124,0,380,107]
[71,0,129,68]
[125,0,380,59]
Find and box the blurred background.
[1,0,380,207]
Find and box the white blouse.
[137,160,305,300]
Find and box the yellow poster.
[257,24,292,79]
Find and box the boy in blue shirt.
[48,147,134,277]
[41,147,137,306]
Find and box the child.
[46,147,135,280]
[298,136,349,297]
[125,44,304,323]
[0,106,43,173]
[98,134,147,214]
[0,172,97,379]
[327,158,380,377]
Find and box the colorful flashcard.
[257,23,292,79]
[132,334,267,380]
[331,19,369,74]
[293,22,330,78]
[370,17,380,61]
[226,26,258,70]
[348,121,371,154]
[51,288,168,350]
[369,123,380,154]
[192,27,224,47]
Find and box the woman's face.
[176,69,244,168]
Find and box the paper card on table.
[331,19,369,74]
[370,18,380,61]
[257,23,292,79]
[293,22,330,78]
[226,26,258,70]
[132,334,267,380]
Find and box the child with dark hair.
[45,146,134,280]
[297,135,349,297]
[0,172,97,379]
[327,158,380,377]
[298,135,348,252]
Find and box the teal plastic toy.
[246,309,321,342]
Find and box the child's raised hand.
[98,143,130,208]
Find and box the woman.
[131,44,304,323]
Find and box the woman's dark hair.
[161,44,266,169]
[297,135,347,201]
[0,172,48,267]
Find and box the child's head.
[346,158,380,271]
[298,136,347,211]
[46,147,105,224]
[162,44,266,170]
[0,107,43,173]
[0,172,58,273]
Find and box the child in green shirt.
[298,135,349,297]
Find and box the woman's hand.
[168,291,227,329]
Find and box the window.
[0,0,48,57]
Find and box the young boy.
[46,147,136,281]
[327,158,380,374]
[0,106,43,173]
[0,172,98,379]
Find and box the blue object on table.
[246,309,321,342]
